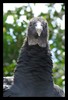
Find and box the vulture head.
[26,17,48,47]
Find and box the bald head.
[27,17,48,47]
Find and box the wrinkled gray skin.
[27,17,48,48]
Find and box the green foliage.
[3,3,65,92]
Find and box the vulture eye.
[29,23,32,26]
[33,22,36,26]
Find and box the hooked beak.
[35,21,43,36]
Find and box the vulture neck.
[14,40,53,91]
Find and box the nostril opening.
[34,33,38,39]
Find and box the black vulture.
[3,17,65,97]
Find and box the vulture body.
[3,17,65,97]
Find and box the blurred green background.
[3,3,65,92]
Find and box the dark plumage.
[3,17,65,97]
